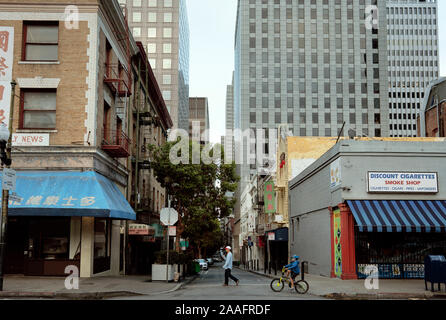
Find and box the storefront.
[2,171,136,277]
[264,228,288,273]
[288,139,446,279]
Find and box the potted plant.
[152,250,176,281]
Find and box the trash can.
[424,255,446,292]
[194,261,201,273]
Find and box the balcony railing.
[104,63,132,97]
[101,129,131,158]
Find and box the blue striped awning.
[347,200,446,233]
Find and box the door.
[4,218,27,274]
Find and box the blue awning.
[0,171,136,220]
[347,200,446,233]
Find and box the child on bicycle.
[284,255,300,289]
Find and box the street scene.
[0,0,445,311]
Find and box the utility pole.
[0,80,16,291]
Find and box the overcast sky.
[186,0,446,143]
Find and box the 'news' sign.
[367,172,438,194]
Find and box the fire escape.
[101,3,133,159]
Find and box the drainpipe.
[134,59,141,214]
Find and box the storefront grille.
[355,231,446,279]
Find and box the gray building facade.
[234,0,390,191]
[386,0,440,137]
[120,0,190,132]
[288,139,446,278]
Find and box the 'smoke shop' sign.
[368,172,438,194]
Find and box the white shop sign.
[12,133,50,146]
[367,172,438,193]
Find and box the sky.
[186,0,446,144]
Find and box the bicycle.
[270,265,309,294]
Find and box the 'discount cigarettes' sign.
[367,172,438,193]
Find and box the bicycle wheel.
[270,278,284,292]
[294,280,309,294]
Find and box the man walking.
[220,246,239,286]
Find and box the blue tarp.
[0,171,136,220]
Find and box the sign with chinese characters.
[12,133,50,146]
[0,27,14,129]
[330,158,341,189]
[129,224,154,236]
[8,194,97,207]
[264,181,276,214]
[367,172,438,193]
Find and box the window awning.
[347,200,446,233]
[0,171,136,220]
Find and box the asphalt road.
[114,262,324,300]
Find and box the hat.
[225,246,231,250]
[293,255,300,259]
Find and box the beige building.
[0,0,171,278]
[120,0,190,132]
[189,97,209,145]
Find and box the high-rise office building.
[234,0,390,188]
[120,0,190,132]
[189,97,210,145]
[224,73,235,161]
[386,0,439,137]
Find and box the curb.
[236,267,446,300]
[0,275,200,300]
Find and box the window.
[132,27,141,37]
[149,58,156,69]
[147,43,156,53]
[164,12,172,23]
[163,43,172,53]
[133,0,141,6]
[162,90,171,101]
[163,74,171,85]
[20,90,57,129]
[164,0,172,7]
[23,22,59,61]
[148,28,157,38]
[148,0,157,7]
[148,12,157,23]
[163,28,172,38]
[132,12,141,22]
[94,219,111,274]
[162,58,171,69]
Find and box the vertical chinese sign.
[264,181,275,214]
[333,209,342,278]
[0,27,14,129]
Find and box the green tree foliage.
[148,139,239,258]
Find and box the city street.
[109,262,324,300]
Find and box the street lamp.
[0,125,11,166]
[0,80,16,291]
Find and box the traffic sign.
[2,168,16,191]
[160,207,178,226]
[9,192,23,203]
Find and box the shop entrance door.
[4,218,27,274]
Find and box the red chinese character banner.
[264,181,276,214]
[0,27,14,128]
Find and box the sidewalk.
[237,266,446,300]
[0,274,198,299]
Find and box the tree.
[148,138,238,258]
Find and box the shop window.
[94,219,111,274]
[23,21,59,61]
[20,89,57,129]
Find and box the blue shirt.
[285,260,300,274]
[221,251,233,269]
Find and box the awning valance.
[347,200,446,233]
[0,171,136,220]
